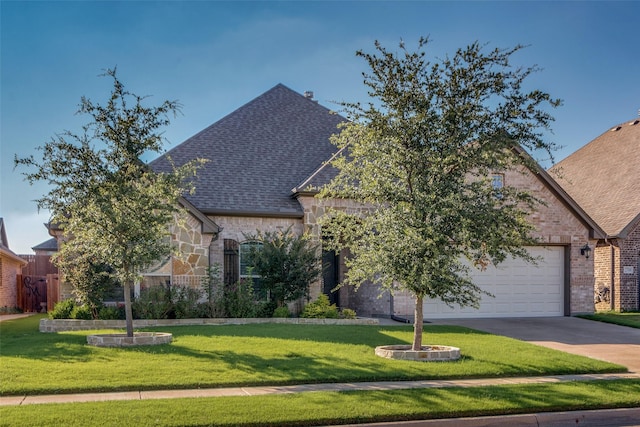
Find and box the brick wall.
[619,219,640,311]
[0,255,22,308]
[504,167,596,315]
[594,244,614,311]
[298,165,597,318]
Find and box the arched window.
[239,241,267,300]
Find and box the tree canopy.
[319,39,561,350]
[15,69,205,336]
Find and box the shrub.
[132,286,173,319]
[49,299,77,319]
[272,306,290,318]
[98,305,125,320]
[0,306,22,315]
[224,279,258,318]
[173,286,202,319]
[70,304,92,320]
[200,265,225,318]
[301,294,339,319]
[243,228,321,307]
[340,308,357,319]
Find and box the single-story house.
[0,218,28,309]
[550,118,640,312]
[148,84,604,319]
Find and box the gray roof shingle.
[151,84,346,216]
[550,119,640,237]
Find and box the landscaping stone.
[87,332,172,347]
[40,317,379,332]
[375,344,461,361]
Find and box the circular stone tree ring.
[375,345,460,361]
[87,332,172,347]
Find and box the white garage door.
[403,246,565,319]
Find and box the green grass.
[1,380,639,427]
[0,315,625,396]
[579,312,640,329]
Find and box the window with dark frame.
[239,240,267,300]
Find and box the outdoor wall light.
[580,244,592,259]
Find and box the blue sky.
[1,1,639,254]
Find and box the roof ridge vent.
[629,119,639,126]
[611,126,622,131]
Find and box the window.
[140,255,172,293]
[491,174,504,198]
[239,241,267,299]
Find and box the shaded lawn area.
[1,380,639,427]
[578,312,640,329]
[0,315,626,396]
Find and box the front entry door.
[322,249,340,306]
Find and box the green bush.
[272,306,290,318]
[301,294,339,318]
[0,306,22,315]
[173,286,202,319]
[224,279,258,318]
[132,286,173,319]
[340,308,357,319]
[49,299,77,319]
[98,305,125,320]
[70,304,92,320]
[200,265,225,318]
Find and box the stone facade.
[167,211,215,289]
[162,168,601,318]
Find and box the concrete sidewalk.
[2,372,638,406]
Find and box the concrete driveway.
[429,316,640,373]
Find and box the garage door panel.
[416,246,564,319]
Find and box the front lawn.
[578,312,640,329]
[0,315,625,396]
[1,380,639,427]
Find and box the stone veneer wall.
[170,212,214,287]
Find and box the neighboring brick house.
[150,84,604,318]
[551,118,640,312]
[0,218,28,309]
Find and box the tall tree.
[320,39,561,350]
[15,69,204,336]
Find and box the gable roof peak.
[151,83,347,216]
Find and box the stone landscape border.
[40,317,379,332]
[87,332,173,347]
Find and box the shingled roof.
[151,84,347,217]
[550,118,640,238]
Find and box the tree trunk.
[412,295,424,351]
[123,281,134,337]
